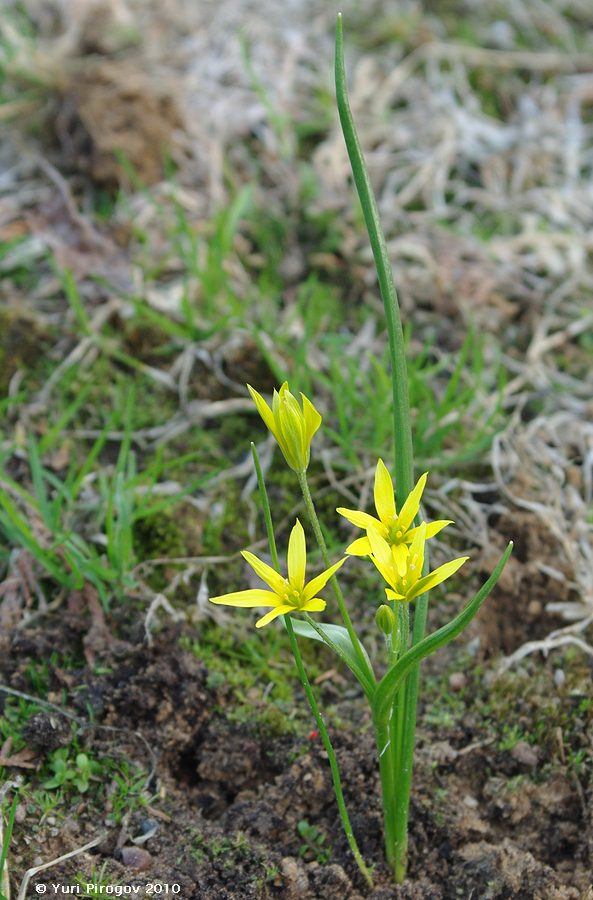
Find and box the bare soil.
[2,598,592,899]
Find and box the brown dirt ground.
[2,588,592,899]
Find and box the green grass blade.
[0,791,18,900]
[335,13,413,505]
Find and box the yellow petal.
[345,536,372,556]
[407,522,427,578]
[241,550,285,594]
[255,604,294,628]
[374,458,396,523]
[272,386,281,421]
[386,588,407,602]
[301,598,326,613]
[397,472,428,531]
[407,519,453,541]
[247,385,279,442]
[370,555,395,587]
[301,393,322,445]
[209,589,279,608]
[336,507,383,532]
[287,519,306,591]
[391,542,409,576]
[367,527,393,571]
[368,530,396,588]
[410,556,469,600]
[302,557,346,603]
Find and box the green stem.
[297,471,373,685]
[251,444,373,888]
[388,603,408,881]
[391,602,409,787]
[375,543,513,879]
[251,443,280,569]
[285,616,373,888]
[395,590,428,880]
[375,716,396,871]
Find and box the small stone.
[463,794,479,809]
[308,862,351,893]
[527,600,542,617]
[280,857,309,898]
[511,741,539,767]
[466,636,481,656]
[449,672,467,691]
[430,741,458,764]
[120,846,152,871]
[554,668,566,689]
[15,805,26,824]
[139,818,159,835]
[132,819,159,844]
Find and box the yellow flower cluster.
[338,459,467,603]
[210,384,468,627]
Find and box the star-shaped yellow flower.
[368,522,468,603]
[337,460,452,568]
[210,519,345,628]
[247,382,322,473]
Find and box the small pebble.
[280,857,309,897]
[527,600,542,617]
[511,740,539,767]
[120,846,152,871]
[430,741,458,764]
[449,672,467,692]
[466,637,481,657]
[463,794,479,809]
[133,819,159,845]
[15,805,27,824]
[139,818,159,835]
[554,668,566,689]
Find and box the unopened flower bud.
[375,604,396,635]
[247,382,322,473]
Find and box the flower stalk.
[297,470,373,686]
[250,444,374,888]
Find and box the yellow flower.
[337,459,452,568]
[247,382,322,473]
[210,519,345,628]
[368,522,468,603]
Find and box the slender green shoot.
[251,444,373,887]
[0,791,18,900]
